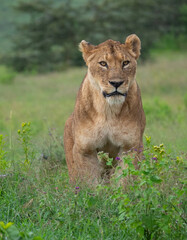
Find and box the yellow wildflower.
[176,156,183,164]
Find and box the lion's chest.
[77,117,139,152]
[98,120,138,147]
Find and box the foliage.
[2,0,187,72]
[107,137,186,239]
[180,3,187,35]
[0,221,43,240]
[0,126,186,239]
[17,122,35,165]
[153,33,187,51]
[99,138,186,239]
[0,65,16,84]
[0,135,9,173]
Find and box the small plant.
[0,65,16,84]
[17,122,35,165]
[105,136,187,239]
[0,135,9,173]
[0,221,43,240]
[98,151,114,167]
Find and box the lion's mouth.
[103,91,127,98]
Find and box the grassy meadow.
[0,52,186,239]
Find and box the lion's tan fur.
[64,34,146,184]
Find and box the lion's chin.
[105,95,126,105]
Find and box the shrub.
[104,136,186,239]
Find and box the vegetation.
[0,52,186,239]
[0,1,186,239]
[1,0,187,71]
[0,221,42,240]
[0,124,186,239]
[0,65,16,84]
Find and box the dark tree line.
[4,0,187,72]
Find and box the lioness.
[64,34,146,184]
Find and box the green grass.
[138,52,187,152]
[0,52,186,239]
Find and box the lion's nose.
[109,81,124,89]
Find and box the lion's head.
[79,34,141,105]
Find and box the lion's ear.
[79,40,95,63]
[125,34,141,60]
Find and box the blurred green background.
[0,0,187,71]
[0,0,186,153]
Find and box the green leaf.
[119,212,126,221]
[139,180,146,186]
[0,221,6,229]
[87,196,96,207]
[4,222,14,229]
[136,225,144,237]
[6,225,20,240]
[122,169,128,176]
[150,175,162,183]
[142,170,150,175]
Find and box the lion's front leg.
[72,145,101,185]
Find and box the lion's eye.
[99,61,108,67]
[122,60,130,68]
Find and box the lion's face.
[80,34,141,105]
[88,41,137,104]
